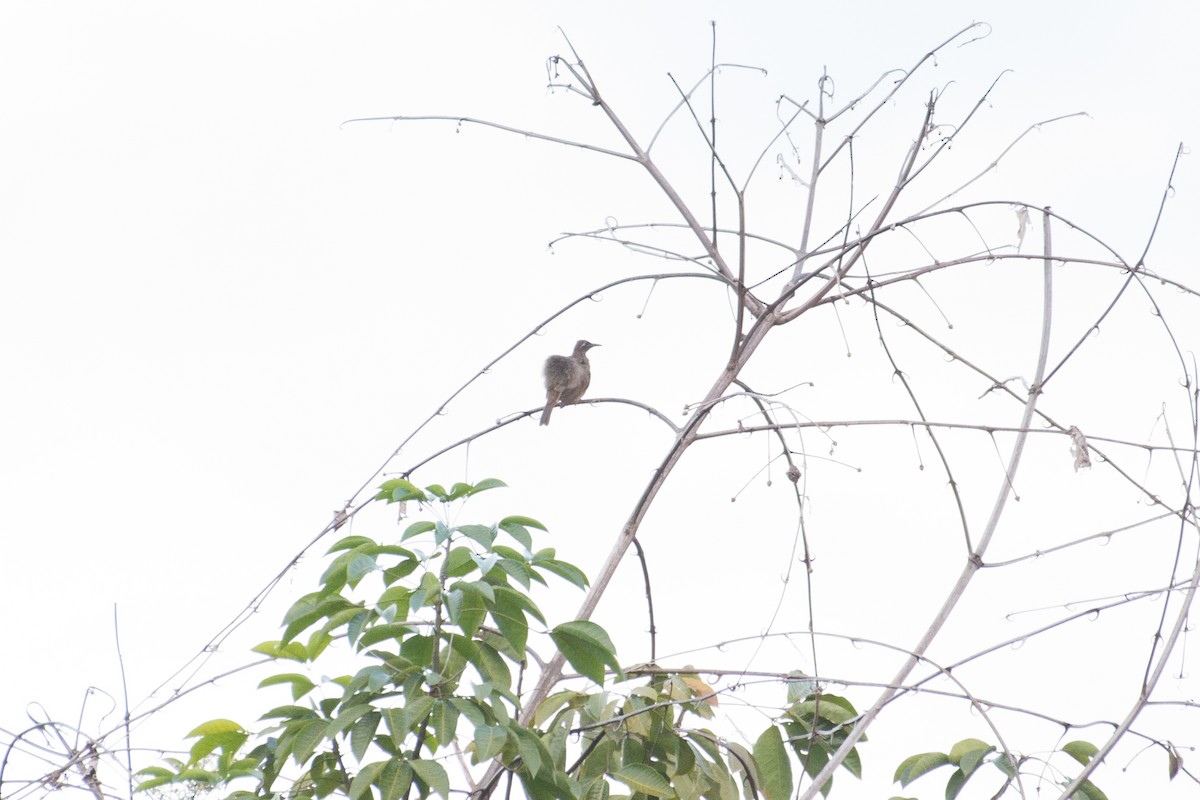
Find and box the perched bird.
[540,340,599,426]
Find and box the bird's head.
[574,340,600,354]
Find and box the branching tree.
[5,22,1198,800]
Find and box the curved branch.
[797,207,1057,800]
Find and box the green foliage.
[890,737,1107,800]
[550,621,623,684]
[140,478,611,800]
[144,477,1083,800]
[778,693,863,797]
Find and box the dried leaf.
[1013,205,1031,251]
[1068,426,1092,471]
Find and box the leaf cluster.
[136,478,614,800]
[135,478,1111,800]
[891,737,1108,800]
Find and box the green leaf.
[379,758,413,800]
[1063,740,1099,766]
[785,670,816,703]
[429,699,460,747]
[493,552,535,588]
[491,589,530,656]
[893,752,950,787]
[949,738,991,764]
[789,693,858,728]
[410,758,450,799]
[402,520,437,541]
[512,725,550,777]
[470,477,508,493]
[672,732,696,777]
[305,628,334,662]
[326,704,371,739]
[376,478,427,504]
[326,535,376,554]
[343,664,391,695]
[753,726,793,800]
[186,718,246,737]
[288,718,329,765]
[132,772,174,792]
[257,673,317,701]
[448,583,487,638]
[459,524,497,548]
[550,620,621,685]
[1073,779,1110,800]
[447,697,488,727]
[494,583,546,624]
[993,753,1018,777]
[442,478,507,500]
[357,622,414,648]
[350,711,381,762]
[259,704,318,721]
[531,554,589,590]
[187,730,248,766]
[397,693,437,737]
[251,639,308,661]
[612,763,673,797]
[473,724,508,763]
[378,586,414,616]
[348,760,386,800]
[500,514,547,532]
[446,482,476,500]
[945,768,967,800]
[472,640,513,692]
[324,606,370,639]
[401,633,435,666]
[949,738,995,777]
[347,553,378,584]
[842,745,863,780]
[533,690,579,727]
[446,546,479,577]
[174,767,220,782]
[798,739,828,783]
[281,593,355,644]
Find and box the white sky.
[2,2,1199,798]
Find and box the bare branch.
[342,114,637,161]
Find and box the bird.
[540,340,599,426]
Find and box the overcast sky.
[2,2,1198,799]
